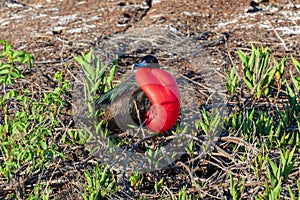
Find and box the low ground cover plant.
[0,41,299,199]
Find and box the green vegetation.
[0,40,34,84]
[74,51,117,116]
[82,164,116,199]
[0,41,299,199]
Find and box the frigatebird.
[95,55,180,133]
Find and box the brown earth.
[0,0,300,199]
[1,0,300,63]
[1,0,300,103]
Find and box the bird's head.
[132,55,160,70]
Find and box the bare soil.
[1,0,300,62]
[0,0,300,199]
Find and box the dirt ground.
[1,0,300,63]
[1,0,300,199]
[1,0,300,101]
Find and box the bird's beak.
[132,60,159,71]
[132,60,147,70]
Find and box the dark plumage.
[95,55,181,133]
[95,55,159,132]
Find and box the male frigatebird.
[95,55,180,133]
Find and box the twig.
[267,20,289,51]
[176,161,197,187]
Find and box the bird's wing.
[94,76,137,108]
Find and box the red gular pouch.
[135,68,180,133]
